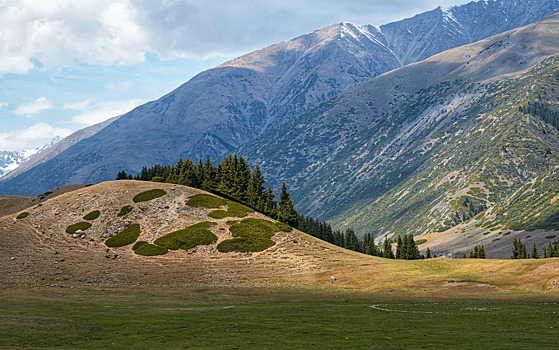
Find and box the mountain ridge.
[239,14,559,257]
[0,136,62,179]
[1,0,557,196]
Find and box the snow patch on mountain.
[0,136,63,178]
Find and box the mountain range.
[1,0,559,257]
[0,136,62,179]
[241,13,559,257]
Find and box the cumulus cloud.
[0,122,72,150]
[14,97,53,117]
[0,0,468,74]
[70,99,143,126]
[0,102,7,108]
[0,0,147,74]
[63,99,91,111]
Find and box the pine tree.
[425,247,432,259]
[511,238,528,259]
[405,234,420,260]
[201,156,217,191]
[382,237,394,259]
[531,244,539,259]
[277,182,298,226]
[247,165,265,210]
[344,228,360,252]
[395,235,403,259]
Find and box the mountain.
[239,14,559,257]
[1,116,120,181]
[0,136,62,178]
[1,0,557,196]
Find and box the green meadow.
[0,287,557,349]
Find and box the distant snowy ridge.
[0,136,63,178]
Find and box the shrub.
[154,222,217,250]
[16,212,29,220]
[217,237,275,253]
[274,221,292,232]
[117,205,133,217]
[134,243,168,256]
[83,210,101,220]
[66,222,92,234]
[133,189,167,203]
[217,218,280,253]
[208,200,254,219]
[132,241,149,251]
[415,239,427,245]
[105,223,141,247]
[229,218,279,239]
[186,194,226,208]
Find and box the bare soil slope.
[1,180,559,295]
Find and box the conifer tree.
[395,236,403,259]
[382,237,394,259]
[247,165,265,209]
[201,156,217,191]
[344,228,360,252]
[277,182,298,226]
[531,243,539,259]
[425,247,432,259]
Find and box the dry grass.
[0,180,558,297]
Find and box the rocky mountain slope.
[240,14,559,256]
[0,136,62,178]
[1,0,557,196]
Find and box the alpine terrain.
[240,13,559,257]
[0,0,557,197]
[0,136,62,178]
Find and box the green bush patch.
[83,210,101,220]
[117,205,133,217]
[133,189,167,203]
[154,222,217,250]
[275,221,293,232]
[132,241,149,251]
[415,239,427,245]
[186,194,226,208]
[66,222,92,234]
[229,218,281,239]
[208,200,254,219]
[218,218,281,252]
[105,224,141,247]
[134,243,169,256]
[217,237,275,253]
[16,212,29,220]
[545,235,557,240]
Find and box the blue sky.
[0,0,468,150]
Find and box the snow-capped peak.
[0,136,63,178]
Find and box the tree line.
[117,155,426,260]
[511,237,559,259]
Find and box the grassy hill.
[2,180,559,349]
[1,180,559,294]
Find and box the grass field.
[0,287,557,349]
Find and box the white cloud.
[0,102,7,108]
[63,99,91,111]
[0,122,72,150]
[70,99,143,126]
[0,0,147,74]
[0,0,470,74]
[106,80,132,93]
[14,97,53,117]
